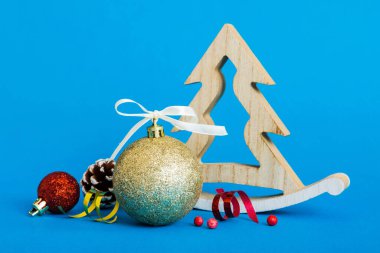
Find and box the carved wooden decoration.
[176,24,350,212]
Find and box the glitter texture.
[113,136,203,226]
[37,171,80,213]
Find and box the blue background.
[0,0,378,252]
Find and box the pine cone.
[80,159,116,208]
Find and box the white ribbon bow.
[110,99,227,160]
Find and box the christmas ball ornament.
[29,171,80,216]
[114,121,203,226]
[194,216,204,227]
[207,218,218,229]
[81,159,116,208]
[267,215,278,226]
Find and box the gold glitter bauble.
[113,135,203,226]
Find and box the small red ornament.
[194,216,204,226]
[207,218,218,229]
[29,171,80,216]
[267,215,278,226]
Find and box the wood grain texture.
[196,173,350,213]
[176,24,350,212]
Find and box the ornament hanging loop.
[110,98,227,160]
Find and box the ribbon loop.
[212,189,258,223]
[70,191,119,224]
[110,99,228,160]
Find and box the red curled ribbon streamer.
[212,188,258,223]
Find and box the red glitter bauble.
[37,171,80,213]
[194,216,204,227]
[207,218,218,229]
[267,215,278,226]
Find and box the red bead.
[267,215,278,226]
[207,218,218,229]
[194,216,204,226]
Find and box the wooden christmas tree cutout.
[176,24,350,212]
